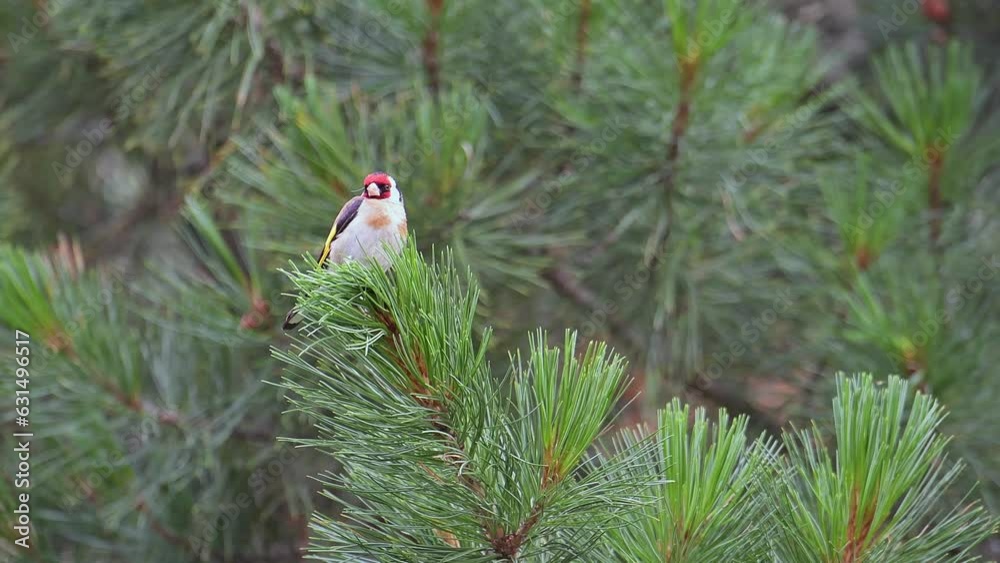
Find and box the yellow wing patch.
[316,222,339,268]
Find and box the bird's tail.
[282,307,302,330]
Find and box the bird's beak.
[366,183,379,198]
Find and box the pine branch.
[771,375,996,562]
[604,401,778,561]
[43,331,186,427]
[280,246,648,561]
[371,298,555,561]
[324,270,519,555]
[490,501,544,559]
[928,148,945,246]
[648,60,694,259]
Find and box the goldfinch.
[283,172,408,330]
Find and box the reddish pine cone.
[922,0,951,24]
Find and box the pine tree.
[2,0,999,560]
[278,244,993,561]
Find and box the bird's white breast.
[328,200,407,270]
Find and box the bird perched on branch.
[283,171,408,330]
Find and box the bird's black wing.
[317,196,364,268]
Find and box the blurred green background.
[1,0,998,560]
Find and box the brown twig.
[686,376,783,436]
[570,0,592,92]
[842,488,876,562]
[854,246,874,271]
[289,513,309,561]
[542,263,783,434]
[667,62,697,167]
[51,340,184,426]
[491,502,545,559]
[656,58,698,255]
[422,0,444,96]
[541,265,643,352]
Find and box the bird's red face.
[363,172,398,201]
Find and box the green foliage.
[48,0,327,148]
[0,242,318,561]
[0,245,65,339]
[3,0,1000,559]
[525,330,628,483]
[855,42,979,158]
[821,154,908,272]
[545,4,841,388]
[772,375,995,562]
[278,243,654,561]
[279,248,994,561]
[664,0,746,67]
[604,402,778,562]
